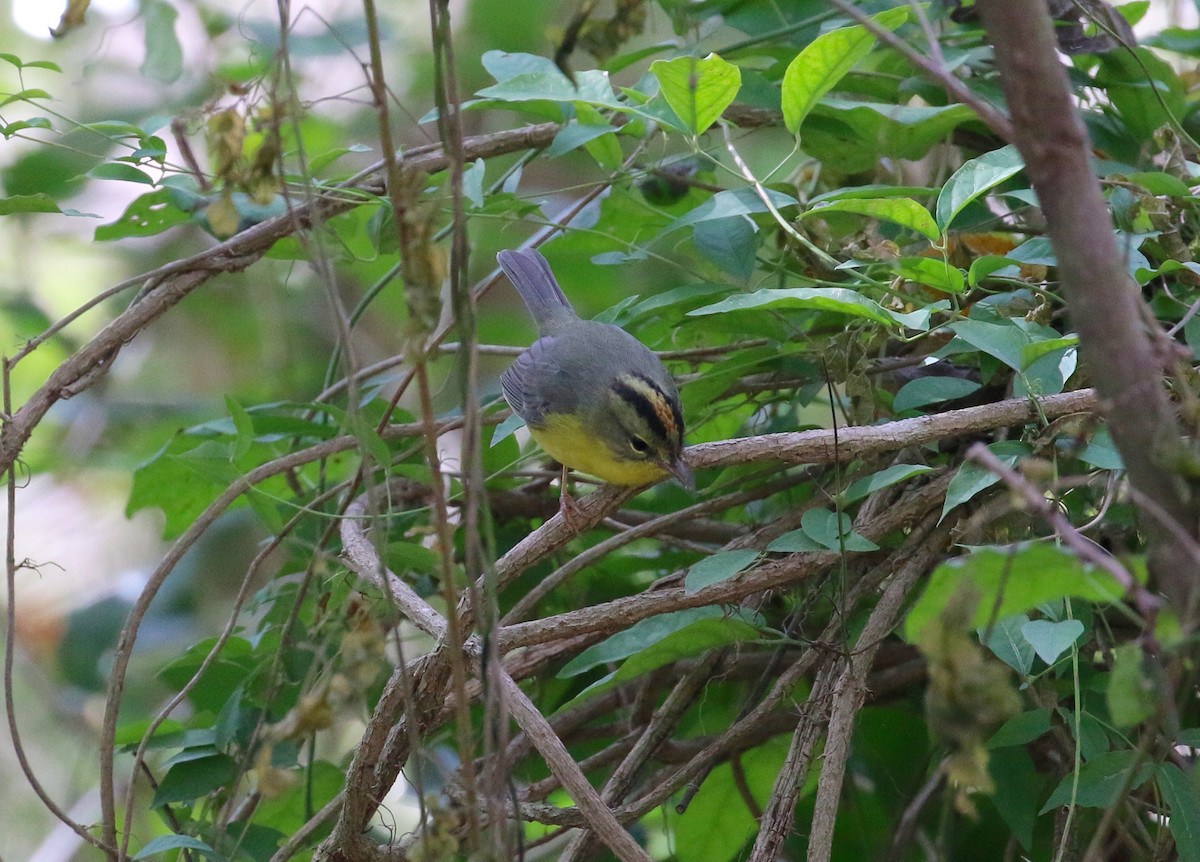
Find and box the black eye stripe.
[633,372,683,447]
[612,379,672,445]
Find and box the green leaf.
[896,256,965,293]
[134,835,226,861]
[688,286,898,326]
[0,88,52,108]
[141,0,184,83]
[842,464,935,503]
[804,100,976,172]
[796,507,878,552]
[559,608,724,677]
[1107,642,1156,728]
[988,708,1053,748]
[949,318,1032,371]
[904,542,1125,643]
[1040,750,1154,813]
[1020,618,1083,665]
[476,67,621,109]
[780,7,909,134]
[650,53,741,135]
[988,746,1039,851]
[0,193,62,215]
[982,614,1036,676]
[572,616,762,704]
[936,145,1025,230]
[87,163,155,185]
[685,549,760,594]
[659,187,798,236]
[547,120,619,158]
[1159,763,1200,861]
[490,412,525,447]
[462,157,485,207]
[225,397,256,461]
[693,216,759,282]
[673,736,790,862]
[802,196,939,241]
[941,440,1029,519]
[1078,426,1124,470]
[153,753,239,807]
[96,187,191,240]
[892,376,980,412]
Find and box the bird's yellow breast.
[530,413,668,486]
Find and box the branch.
[976,0,1200,624]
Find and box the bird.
[497,248,692,519]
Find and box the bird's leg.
[558,464,584,530]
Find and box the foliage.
[2,2,1200,862]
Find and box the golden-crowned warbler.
[498,248,693,499]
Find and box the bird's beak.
[667,455,695,491]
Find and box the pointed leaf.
[781,7,909,134]
[650,53,741,134]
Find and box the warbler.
[498,248,693,507]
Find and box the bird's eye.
[629,436,650,454]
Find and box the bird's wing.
[500,335,561,427]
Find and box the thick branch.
[977,0,1199,621]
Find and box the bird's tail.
[497,248,577,333]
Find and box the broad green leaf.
[87,163,155,185]
[1040,750,1153,813]
[0,88,52,108]
[673,736,789,862]
[134,835,225,861]
[694,216,759,282]
[983,614,1036,676]
[892,376,980,412]
[904,542,1124,643]
[0,54,61,72]
[308,143,373,174]
[462,157,485,208]
[562,614,762,706]
[988,746,1039,851]
[936,145,1025,230]
[1078,426,1124,470]
[842,464,935,503]
[1107,642,1156,728]
[802,196,938,241]
[2,117,53,137]
[1159,763,1200,861]
[949,318,1033,371]
[1006,236,1056,266]
[688,287,897,326]
[546,120,620,158]
[225,397,256,461]
[650,53,741,135]
[988,708,1053,748]
[797,507,877,551]
[685,549,760,593]
[476,67,621,109]
[897,256,966,293]
[809,183,938,204]
[940,440,1028,521]
[0,193,62,215]
[141,0,184,83]
[490,412,525,447]
[559,608,723,676]
[153,753,239,807]
[659,187,798,236]
[1020,618,1083,665]
[1021,335,1079,368]
[781,7,909,134]
[804,100,976,172]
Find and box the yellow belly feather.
[531,413,667,486]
